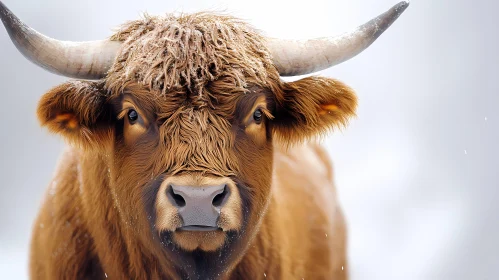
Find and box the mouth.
[172,227,227,251]
[178,225,222,232]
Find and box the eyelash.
[252,107,273,123]
[117,107,135,120]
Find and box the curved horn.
[0,1,121,79]
[268,1,410,76]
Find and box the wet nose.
[167,184,230,230]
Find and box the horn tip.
[381,1,410,27]
[0,1,15,26]
[0,1,6,14]
[396,1,411,13]
[0,1,8,13]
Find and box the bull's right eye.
[128,109,138,123]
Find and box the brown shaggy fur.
[30,12,357,280]
[106,13,275,95]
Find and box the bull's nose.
[167,184,230,230]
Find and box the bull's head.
[0,1,408,278]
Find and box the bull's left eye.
[253,109,263,124]
[128,109,138,123]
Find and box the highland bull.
[0,1,408,279]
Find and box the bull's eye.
[128,109,138,123]
[253,109,263,124]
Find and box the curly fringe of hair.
[105,12,278,96]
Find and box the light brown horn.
[0,1,121,79]
[268,1,410,76]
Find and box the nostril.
[212,185,229,208]
[167,185,186,207]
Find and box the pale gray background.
[1,0,497,279]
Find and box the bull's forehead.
[158,107,238,176]
[105,12,279,96]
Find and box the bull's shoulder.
[30,147,99,279]
[272,141,337,205]
[268,142,346,278]
[273,141,334,182]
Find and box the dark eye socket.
[253,109,263,124]
[128,109,138,123]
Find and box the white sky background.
[0,0,498,279]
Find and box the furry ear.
[273,76,358,144]
[37,81,113,148]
